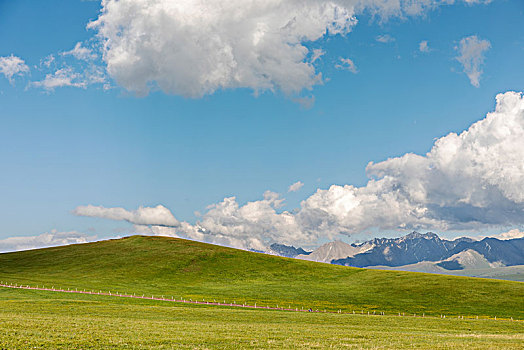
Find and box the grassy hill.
[0,235,523,318]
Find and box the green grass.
[0,235,523,319]
[1,288,523,349]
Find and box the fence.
[0,282,518,322]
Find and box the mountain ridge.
[270,232,524,276]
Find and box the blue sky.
[1,0,523,250]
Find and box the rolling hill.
[0,235,523,318]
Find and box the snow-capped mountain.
[332,232,524,268]
[268,243,311,258]
[296,240,372,263]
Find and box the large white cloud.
[74,91,524,249]
[0,230,96,253]
[301,91,524,233]
[89,0,478,97]
[73,204,179,227]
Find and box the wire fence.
[0,281,519,322]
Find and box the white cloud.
[419,40,430,53]
[74,92,524,250]
[335,57,358,73]
[463,0,492,4]
[29,67,87,91]
[455,35,490,87]
[288,181,304,192]
[300,91,524,234]
[41,54,55,68]
[133,224,179,238]
[89,0,358,97]
[73,204,179,227]
[29,63,108,92]
[0,230,96,253]
[310,49,325,64]
[61,42,97,61]
[0,55,29,84]
[376,34,395,43]
[488,229,524,240]
[182,191,318,250]
[75,192,314,251]
[88,0,479,97]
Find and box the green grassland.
[0,235,522,319]
[1,288,523,349]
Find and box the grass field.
[0,235,523,319]
[1,287,523,349]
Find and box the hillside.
[0,235,523,318]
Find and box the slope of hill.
[0,235,522,318]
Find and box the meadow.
[1,287,523,349]
[0,235,523,348]
[0,235,522,319]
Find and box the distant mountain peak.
[404,231,439,240]
[297,240,372,263]
[332,231,524,268]
[269,243,311,258]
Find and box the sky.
[0,0,523,252]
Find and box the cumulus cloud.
[300,91,524,233]
[75,91,524,250]
[75,192,316,251]
[335,57,358,73]
[89,0,358,97]
[0,230,96,253]
[455,35,490,87]
[419,40,430,53]
[0,55,29,84]
[88,0,478,97]
[376,34,395,43]
[74,204,179,227]
[288,181,305,192]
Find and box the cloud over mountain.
[301,91,524,234]
[75,91,524,249]
[89,0,478,97]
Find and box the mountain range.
[271,232,524,281]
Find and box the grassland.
[1,287,523,349]
[0,235,522,319]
